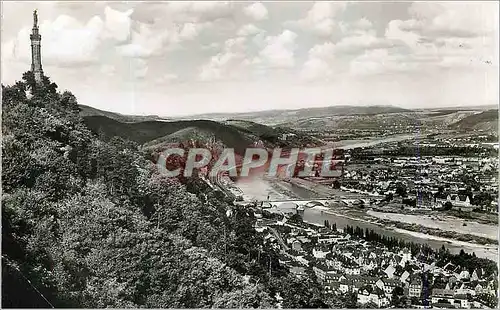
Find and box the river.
[328,134,416,149]
[236,177,498,261]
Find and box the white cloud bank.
[1,1,498,116]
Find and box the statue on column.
[33,9,38,26]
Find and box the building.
[409,277,423,298]
[376,278,400,295]
[287,238,302,251]
[430,288,455,305]
[289,266,307,278]
[30,10,43,83]
[384,265,396,278]
[313,265,329,283]
[357,285,390,307]
[436,194,472,209]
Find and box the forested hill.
[83,115,256,154]
[82,114,321,155]
[1,73,331,308]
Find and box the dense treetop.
[2,73,332,308]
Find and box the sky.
[1,1,499,117]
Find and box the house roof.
[432,302,456,309]
[431,288,455,297]
[383,278,400,286]
[358,285,386,297]
[347,275,379,283]
[453,294,469,300]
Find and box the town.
[209,132,499,309]
[252,208,497,309]
[2,3,498,309]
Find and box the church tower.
[30,9,43,83]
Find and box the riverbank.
[322,202,497,246]
[235,177,498,259]
[368,210,498,241]
[302,208,498,261]
[281,178,498,247]
[329,134,416,150]
[390,228,498,262]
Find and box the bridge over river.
[241,198,332,204]
[235,198,337,210]
[234,178,498,261]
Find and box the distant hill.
[179,105,412,125]
[79,104,167,123]
[449,109,498,132]
[224,119,278,138]
[278,112,420,131]
[83,113,323,156]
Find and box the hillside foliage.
[2,73,329,308]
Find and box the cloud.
[243,2,269,21]
[2,6,141,67]
[352,18,373,31]
[198,36,249,81]
[406,2,498,38]
[290,2,347,37]
[237,23,265,37]
[382,2,498,71]
[257,30,297,68]
[349,49,416,76]
[2,1,497,114]
[102,6,133,42]
[155,73,179,84]
[385,20,420,48]
[301,58,334,82]
[386,2,498,50]
[301,2,497,82]
[2,2,221,78]
[179,22,202,41]
[198,28,298,81]
[117,22,171,58]
[3,14,105,66]
[300,42,335,81]
[166,1,235,23]
[201,42,220,50]
[340,18,374,36]
[100,64,116,76]
[334,32,396,54]
[299,18,397,81]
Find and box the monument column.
[30,9,43,83]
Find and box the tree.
[391,286,408,308]
[444,201,453,210]
[332,179,341,189]
[386,192,394,202]
[2,72,349,308]
[289,214,303,225]
[212,285,274,308]
[477,293,498,309]
[396,184,407,197]
[270,275,328,308]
